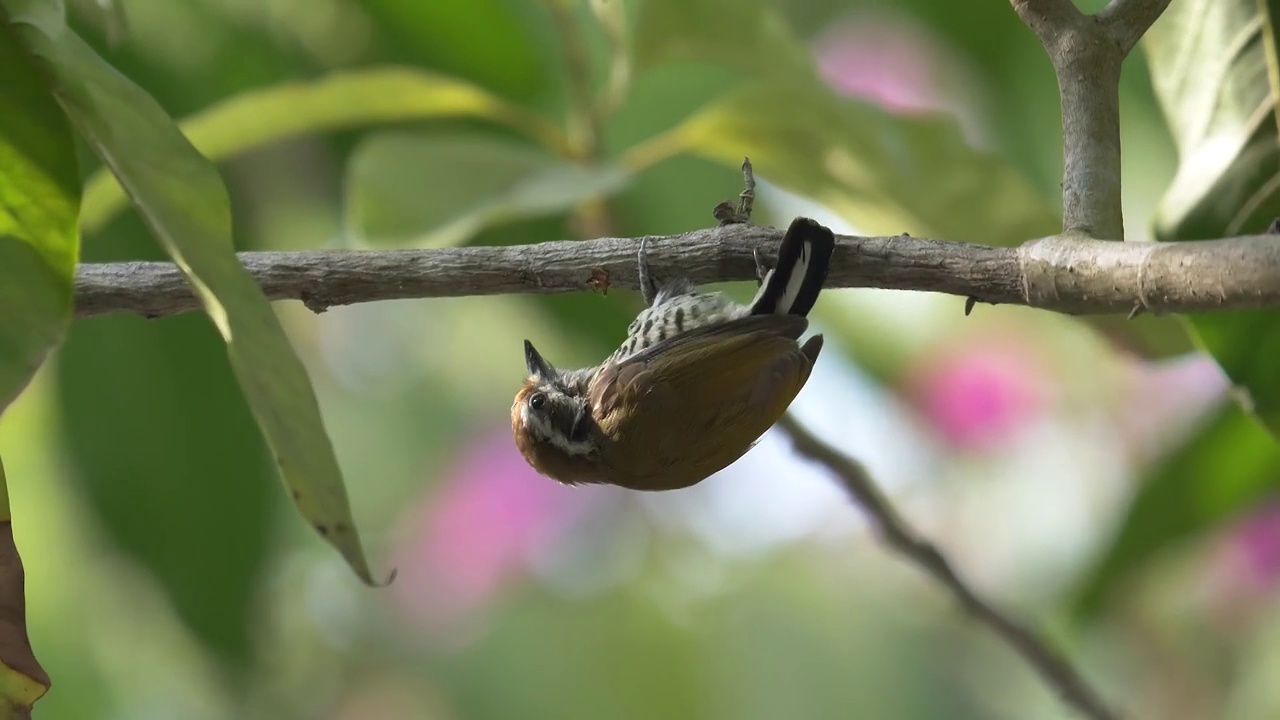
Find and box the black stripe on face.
[675,307,685,333]
[643,317,653,335]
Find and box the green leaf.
[2,1,381,583]
[1144,0,1280,239]
[1143,0,1280,436]
[346,131,631,247]
[1073,403,1280,618]
[0,14,79,413]
[632,0,817,80]
[79,66,570,235]
[640,79,1059,243]
[360,0,554,104]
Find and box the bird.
[511,215,836,491]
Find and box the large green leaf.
[80,67,569,235]
[345,131,630,247]
[0,14,78,412]
[2,0,379,583]
[1143,1,1280,436]
[639,79,1059,243]
[1145,0,1280,239]
[1073,403,1280,617]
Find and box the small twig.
[713,157,757,226]
[775,415,1119,720]
[1097,0,1175,55]
[542,0,598,160]
[588,0,632,126]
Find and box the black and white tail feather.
[602,217,836,365]
[747,217,835,317]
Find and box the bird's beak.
[524,339,558,379]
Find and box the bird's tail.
[748,217,836,317]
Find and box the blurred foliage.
[55,216,279,673]
[1074,403,1280,618]
[0,0,1278,718]
[1078,0,1280,625]
[346,130,629,247]
[80,67,571,234]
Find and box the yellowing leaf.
[80,67,569,235]
[346,131,630,247]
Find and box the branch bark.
[776,416,1119,720]
[1098,0,1174,55]
[74,226,1280,319]
[1011,0,1125,239]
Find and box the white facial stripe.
[521,404,594,456]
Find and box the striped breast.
[609,291,745,364]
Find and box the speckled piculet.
[511,215,836,491]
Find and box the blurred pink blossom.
[813,17,945,113]
[1207,500,1280,629]
[1114,353,1229,462]
[389,427,594,639]
[1226,501,1280,593]
[909,339,1048,452]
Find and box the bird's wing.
[588,314,820,490]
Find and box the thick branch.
[1098,0,1174,55]
[1012,0,1125,239]
[73,227,1280,319]
[776,415,1118,720]
[1009,0,1085,47]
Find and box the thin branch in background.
[542,0,598,159]
[775,415,1120,720]
[588,0,632,125]
[712,157,756,225]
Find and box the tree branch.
[73,226,1280,319]
[775,415,1119,720]
[1009,0,1085,47]
[1011,0,1126,239]
[1098,0,1174,56]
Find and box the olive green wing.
[589,315,822,490]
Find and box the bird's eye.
[529,393,546,410]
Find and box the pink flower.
[389,427,593,640]
[1114,353,1229,462]
[813,17,944,113]
[1226,501,1280,593]
[909,340,1048,452]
